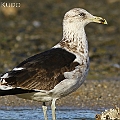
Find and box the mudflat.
[0,79,119,109]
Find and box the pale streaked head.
[63,8,107,26]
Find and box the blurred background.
[0,0,120,80]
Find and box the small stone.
[32,21,41,28]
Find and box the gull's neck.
[63,23,86,43]
[60,22,88,56]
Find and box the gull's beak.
[91,16,107,24]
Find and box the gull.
[0,8,107,120]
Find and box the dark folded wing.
[1,48,79,91]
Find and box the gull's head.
[63,8,107,27]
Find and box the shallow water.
[0,106,100,120]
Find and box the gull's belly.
[49,64,89,98]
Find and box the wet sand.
[0,79,119,109]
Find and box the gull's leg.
[51,98,57,120]
[42,102,48,120]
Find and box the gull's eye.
[79,13,86,16]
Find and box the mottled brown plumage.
[2,48,79,91]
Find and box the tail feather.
[0,88,36,96]
[0,72,37,96]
